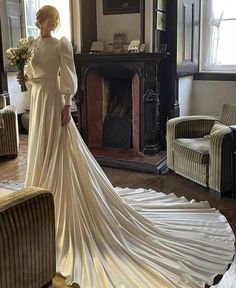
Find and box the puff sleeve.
[59,37,78,105]
[24,38,35,84]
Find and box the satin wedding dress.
[25,36,235,288]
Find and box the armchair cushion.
[210,121,229,136]
[173,138,210,164]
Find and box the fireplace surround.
[74,53,167,172]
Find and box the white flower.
[6,38,33,71]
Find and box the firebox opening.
[102,78,133,149]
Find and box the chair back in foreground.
[0,187,56,288]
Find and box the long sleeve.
[24,61,33,85]
[59,37,78,105]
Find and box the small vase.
[21,108,30,132]
[17,70,28,92]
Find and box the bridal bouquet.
[6,38,34,92]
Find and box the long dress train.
[25,36,235,288]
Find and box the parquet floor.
[0,134,235,288]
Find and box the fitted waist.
[32,77,58,82]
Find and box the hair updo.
[35,5,60,29]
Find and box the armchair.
[0,187,56,288]
[0,94,19,157]
[167,103,236,196]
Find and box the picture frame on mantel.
[103,0,140,15]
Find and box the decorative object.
[90,41,104,53]
[103,0,140,15]
[107,43,114,52]
[113,32,126,51]
[128,39,140,53]
[21,108,30,132]
[5,38,33,92]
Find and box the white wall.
[178,77,236,117]
[192,80,236,116]
[96,0,140,49]
[179,76,193,116]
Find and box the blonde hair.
[35,5,60,29]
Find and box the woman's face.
[40,13,58,32]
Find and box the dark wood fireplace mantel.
[75,52,167,152]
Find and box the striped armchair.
[167,103,236,196]
[0,187,56,288]
[0,94,19,157]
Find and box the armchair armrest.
[167,115,218,138]
[209,127,232,193]
[0,94,6,109]
[0,187,51,210]
[0,105,19,156]
[167,115,218,169]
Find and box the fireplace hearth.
[74,53,167,172]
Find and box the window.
[24,0,71,41]
[200,0,236,73]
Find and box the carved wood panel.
[0,0,26,72]
[177,0,200,75]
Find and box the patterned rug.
[0,181,24,191]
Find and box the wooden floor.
[0,134,235,288]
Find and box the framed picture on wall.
[103,0,140,15]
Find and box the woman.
[24,5,235,288]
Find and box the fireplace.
[102,77,132,149]
[74,53,167,172]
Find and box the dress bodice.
[31,37,60,80]
[25,36,77,105]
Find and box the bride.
[23,5,235,288]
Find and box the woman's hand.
[61,105,71,126]
[16,74,28,84]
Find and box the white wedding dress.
[25,36,235,288]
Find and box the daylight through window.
[201,0,236,72]
[24,0,71,41]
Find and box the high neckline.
[40,34,52,39]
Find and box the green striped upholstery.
[0,94,6,109]
[172,138,210,164]
[172,154,208,187]
[0,187,56,288]
[209,128,232,192]
[0,95,19,157]
[167,115,217,170]
[167,103,236,195]
[220,102,236,125]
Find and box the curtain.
[202,0,225,70]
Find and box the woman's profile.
[23,5,235,288]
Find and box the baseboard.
[210,188,232,198]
